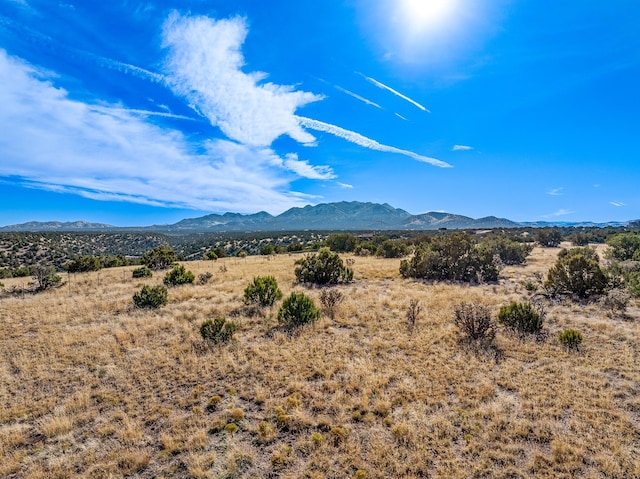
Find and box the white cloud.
[359,73,430,112]
[281,154,336,180]
[162,13,322,147]
[0,49,314,214]
[395,113,408,121]
[547,187,564,196]
[337,182,353,189]
[610,201,625,207]
[452,144,473,151]
[296,116,451,168]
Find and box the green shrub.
[133,285,168,309]
[544,247,607,299]
[243,276,283,308]
[480,236,534,266]
[535,228,563,247]
[30,265,63,292]
[277,292,320,328]
[453,302,496,343]
[606,233,640,261]
[204,251,218,261]
[66,255,103,273]
[141,245,177,270]
[294,248,353,285]
[400,233,500,283]
[132,266,153,278]
[558,329,582,351]
[260,244,276,255]
[626,271,640,297]
[376,240,409,258]
[200,317,237,343]
[497,301,544,335]
[163,264,195,287]
[325,234,358,253]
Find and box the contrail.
[297,116,450,168]
[358,72,430,112]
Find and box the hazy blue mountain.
[0,220,115,231]
[1,202,634,232]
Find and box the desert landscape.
[1,241,639,478]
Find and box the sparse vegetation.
[277,292,320,328]
[535,228,563,247]
[163,264,195,287]
[243,276,283,308]
[132,284,168,308]
[294,248,353,284]
[1,238,638,478]
[65,255,103,273]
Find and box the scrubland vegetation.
[1,231,640,478]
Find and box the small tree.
[535,229,563,248]
[163,264,195,287]
[133,285,168,308]
[244,276,283,308]
[204,251,218,261]
[376,240,409,258]
[30,265,63,292]
[260,244,276,256]
[294,248,353,285]
[66,255,103,273]
[278,292,320,329]
[544,247,607,299]
[141,245,177,270]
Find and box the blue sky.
[1,0,638,226]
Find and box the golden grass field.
[1,244,639,478]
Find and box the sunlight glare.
[401,0,458,33]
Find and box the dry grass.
[1,247,639,478]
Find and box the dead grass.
[1,249,639,478]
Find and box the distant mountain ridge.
[1,201,635,232]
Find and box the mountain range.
[0,201,634,232]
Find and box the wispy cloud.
[337,182,353,189]
[543,208,574,218]
[162,13,322,147]
[334,85,381,109]
[452,144,473,151]
[296,116,451,168]
[0,15,165,83]
[610,201,625,207]
[358,73,430,112]
[281,154,336,180]
[395,113,408,121]
[547,187,564,196]
[0,49,317,213]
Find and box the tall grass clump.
[200,318,237,344]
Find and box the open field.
[1,245,639,478]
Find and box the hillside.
[1,247,638,477]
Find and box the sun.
[400,0,459,34]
